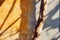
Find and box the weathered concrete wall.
[37,0,60,40]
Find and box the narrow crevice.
[32,0,46,40]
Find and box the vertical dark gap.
[32,0,44,40]
[19,0,29,40]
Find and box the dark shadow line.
[0,17,20,36]
[3,31,19,40]
[59,2,60,32]
[0,0,5,6]
[43,3,59,31]
[0,0,16,30]
[32,0,46,40]
[45,3,59,17]
[48,0,55,5]
[10,31,19,36]
[35,0,40,4]
[56,35,60,40]
[51,35,60,40]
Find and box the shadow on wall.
[51,35,60,40]
[0,0,17,36]
[43,2,60,32]
[0,0,20,40]
[0,0,5,6]
[48,0,55,5]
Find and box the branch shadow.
[43,2,60,32]
[0,0,16,30]
[0,0,19,36]
[0,17,20,36]
[0,0,5,6]
[51,35,60,40]
[2,31,19,40]
[48,0,55,5]
[0,0,21,39]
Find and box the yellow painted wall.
[0,0,35,40]
[0,0,21,40]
